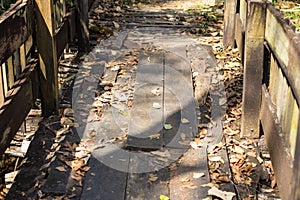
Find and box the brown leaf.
[208,186,236,200]
[56,166,67,172]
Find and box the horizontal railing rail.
[0,0,90,155]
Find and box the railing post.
[241,0,266,138]
[76,0,89,52]
[223,0,237,48]
[35,0,59,116]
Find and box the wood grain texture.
[260,85,293,200]
[241,0,266,138]
[36,0,59,116]
[265,4,300,104]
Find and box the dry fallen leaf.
[193,172,205,179]
[208,186,236,200]
[149,174,158,182]
[56,166,67,172]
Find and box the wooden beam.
[260,85,293,200]
[223,0,237,48]
[0,64,36,155]
[35,0,59,116]
[241,0,266,138]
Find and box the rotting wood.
[241,0,266,138]
[35,0,59,116]
[260,85,293,200]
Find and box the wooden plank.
[268,54,279,105]
[241,0,266,138]
[13,50,21,80]
[223,0,237,48]
[239,0,247,27]
[169,148,210,199]
[126,52,164,150]
[234,14,245,61]
[35,0,59,116]
[126,158,169,200]
[7,56,15,89]
[283,87,294,150]
[0,64,5,106]
[291,110,300,200]
[260,85,293,200]
[20,44,27,71]
[0,1,34,65]
[275,69,287,123]
[0,64,36,155]
[25,35,33,57]
[2,63,8,95]
[289,100,299,158]
[81,156,128,200]
[265,4,300,104]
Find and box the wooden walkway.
[72,27,227,199]
[5,4,231,200]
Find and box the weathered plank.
[126,157,169,200]
[81,156,128,200]
[241,0,266,138]
[239,0,247,28]
[0,64,36,155]
[126,52,164,150]
[260,85,293,200]
[265,4,300,104]
[223,0,237,48]
[36,0,59,116]
[0,64,5,106]
[292,111,300,200]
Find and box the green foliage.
[0,0,17,15]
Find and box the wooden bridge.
[0,0,299,199]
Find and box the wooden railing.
[224,0,300,199]
[0,0,91,155]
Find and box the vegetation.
[0,0,17,15]
[273,1,300,32]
